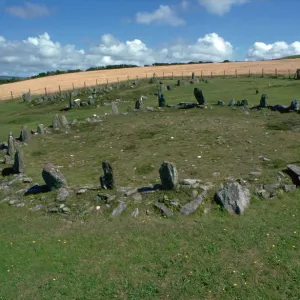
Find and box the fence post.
[275,68,278,78]
[289,69,291,79]
[106,79,108,85]
[201,70,203,79]
[117,77,119,84]
[96,79,98,86]
[249,69,251,77]
[224,70,226,79]
[127,76,129,82]
[262,68,264,77]
[72,83,75,91]
[10,91,13,100]
[59,86,61,94]
[211,71,213,79]
[84,82,86,89]
[146,73,148,79]
[181,72,183,79]
[163,72,164,79]
[45,87,47,96]
[235,69,237,78]
[172,72,174,79]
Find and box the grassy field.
[1,77,300,299]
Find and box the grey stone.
[31,204,44,211]
[111,202,127,217]
[77,189,87,195]
[159,161,178,190]
[7,133,15,157]
[13,148,24,174]
[52,114,69,131]
[112,102,119,114]
[155,203,173,217]
[180,192,206,215]
[62,207,71,214]
[4,155,12,165]
[19,126,30,143]
[283,185,297,192]
[42,163,67,190]
[15,203,25,207]
[22,177,32,183]
[263,183,279,192]
[217,100,225,106]
[194,88,205,105]
[260,94,268,108]
[257,190,271,199]
[228,99,236,106]
[249,171,261,176]
[80,101,89,107]
[37,124,45,135]
[88,96,95,106]
[170,200,180,207]
[70,119,78,126]
[15,189,26,195]
[181,179,200,186]
[124,187,138,197]
[192,190,199,197]
[131,208,139,218]
[145,106,154,111]
[57,187,70,202]
[287,164,300,177]
[8,199,19,205]
[100,161,114,190]
[132,193,143,202]
[215,182,251,215]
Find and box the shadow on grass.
[25,185,51,196]
[1,167,14,177]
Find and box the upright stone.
[52,114,61,130]
[59,115,69,128]
[135,99,141,109]
[112,102,119,114]
[192,72,195,80]
[215,182,251,215]
[100,161,115,189]
[19,125,30,143]
[37,124,45,135]
[260,94,268,108]
[68,93,74,109]
[158,93,166,107]
[159,162,178,190]
[228,99,236,106]
[290,100,300,111]
[7,132,15,157]
[42,163,67,190]
[194,88,205,105]
[88,96,95,106]
[177,79,182,86]
[13,148,24,174]
[22,91,31,103]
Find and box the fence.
[0,68,298,101]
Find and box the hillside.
[0,58,299,101]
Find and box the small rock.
[8,199,19,205]
[257,190,271,199]
[181,179,199,186]
[249,171,261,176]
[15,203,25,207]
[155,203,173,217]
[263,157,271,162]
[131,208,139,218]
[57,188,70,202]
[124,187,138,197]
[170,200,180,207]
[180,192,206,215]
[31,204,44,212]
[22,177,33,183]
[132,193,143,202]
[263,183,279,192]
[77,189,87,195]
[192,190,199,197]
[62,207,71,214]
[283,185,297,192]
[111,202,127,217]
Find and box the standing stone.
[22,91,31,103]
[88,96,95,106]
[159,162,178,190]
[177,79,182,86]
[37,124,45,135]
[59,115,69,128]
[42,163,67,190]
[241,99,248,106]
[100,161,115,189]
[215,182,251,215]
[290,100,300,111]
[19,126,30,143]
[158,93,166,107]
[228,99,236,106]
[194,88,205,105]
[68,93,74,109]
[192,72,195,80]
[7,132,15,157]
[13,148,24,174]
[112,102,119,114]
[260,94,268,108]
[52,114,69,131]
[296,69,300,80]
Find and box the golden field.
[0,58,299,100]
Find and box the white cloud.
[247,41,300,60]
[136,5,185,26]
[5,1,52,19]
[197,0,249,15]
[0,32,234,76]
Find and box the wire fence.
[0,68,298,101]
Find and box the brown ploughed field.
[0,58,299,100]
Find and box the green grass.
[1,77,300,299]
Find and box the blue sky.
[1,0,300,76]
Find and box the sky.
[0,0,300,76]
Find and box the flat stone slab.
[263,183,280,192]
[283,185,297,192]
[180,191,207,215]
[111,202,127,217]
[155,203,173,217]
[287,164,300,177]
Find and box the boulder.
[215,182,251,215]
[19,126,30,143]
[159,162,178,190]
[42,163,67,190]
[13,148,24,174]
